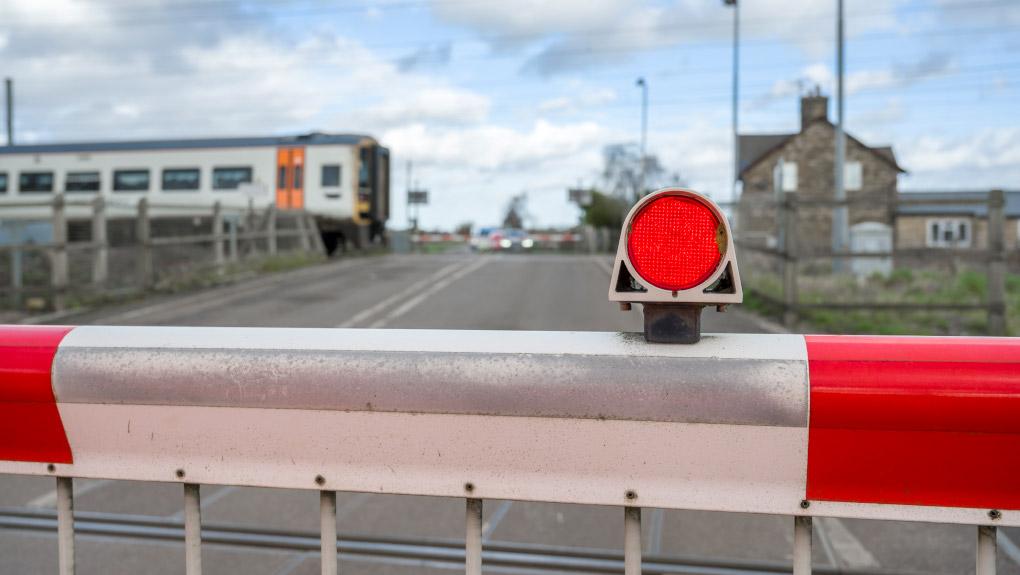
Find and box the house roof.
[0,132,374,155]
[737,121,905,179]
[896,191,1020,218]
[738,134,793,175]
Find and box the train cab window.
[277,166,287,190]
[294,165,303,189]
[0,172,7,193]
[113,170,150,192]
[19,171,55,193]
[213,167,253,190]
[66,171,101,192]
[163,168,200,191]
[321,165,341,187]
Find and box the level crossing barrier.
[1,325,1018,574]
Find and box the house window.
[844,161,862,191]
[19,171,54,193]
[163,168,201,191]
[66,171,101,192]
[321,165,341,187]
[114,170,150,192]
[0,172,7,193]
[927,218,971,248]
[773,161,798,193]
[212,167,253,190]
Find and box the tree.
[601,143,684,201]
[455,221,473,236]
[503,193,528,229]
[581,190,630,229]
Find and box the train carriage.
[0,132,390,253]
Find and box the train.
[0,132,390,253]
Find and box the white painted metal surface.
[465,499,482,575]
[320,491,337,575]
[978,526,997,575]
[794,516,812,575]
[57,477,74,575]
[624,507,641,575]
[184,483,202,575]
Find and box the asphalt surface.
[1,252,1017,574]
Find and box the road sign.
[568,188,593,207]
[408,190,429,205]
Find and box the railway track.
[0,506,916,575]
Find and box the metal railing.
[1,326,1018,575]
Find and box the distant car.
[470,227,496,252]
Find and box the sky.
[0,0,1018,230]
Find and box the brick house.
[896,191,1020,256]
[736,92,906,251]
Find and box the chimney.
[800,91,828,130]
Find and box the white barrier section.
[2,327,811,516]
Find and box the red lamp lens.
[626,195,723,291]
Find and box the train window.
[294,165,303,189]
[321,165,341,187]
[213,167,253,190]
[113,170,150,192]
[359,148,370,189]
[277,166,287,190]
[0,172,7,193]
[163,168,200,191]
[66,172,101,192]
[19,171,55,193]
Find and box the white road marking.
[167,485,238,520]
[98,257,375,325]
[482,501,514,542]
[819,517,880,569]
[335,259,469,328]
[591,256,614,276]
[647,508,665,555]
[1000,530,1020,566]
[367,257,488,328]
[26,479,112,508]
[812,518,840,567]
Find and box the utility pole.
[635,78,648,200]
[833,0,848,272]
[406,159,413,231]
[724,0,739,203]
[5,78,13,146]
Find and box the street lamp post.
[723,0,738,203]
[635,77,648,199]
[833,0,847,272]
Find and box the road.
[1,253,1017,574]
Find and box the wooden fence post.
[306,212,326,254]
[136,197,153,290]
[782,191,799,329]
[10,221,23,309]
[212,201,225,275]
[266,205,278,256]
[51,194,68,311]
[228,219,239,263]
[296,211,311,251]
[91,195,108,287]
[987,189,1007,336]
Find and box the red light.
[626,195,723,291]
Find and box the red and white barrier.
[1,326,1018,526]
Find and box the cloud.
[537,88,617,114]
[396,43,452,72]
[759,53,955,107]
[432,0,907,75]
[362,87,490,126]
[383,120,604,172]
[901,128,1020,174]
